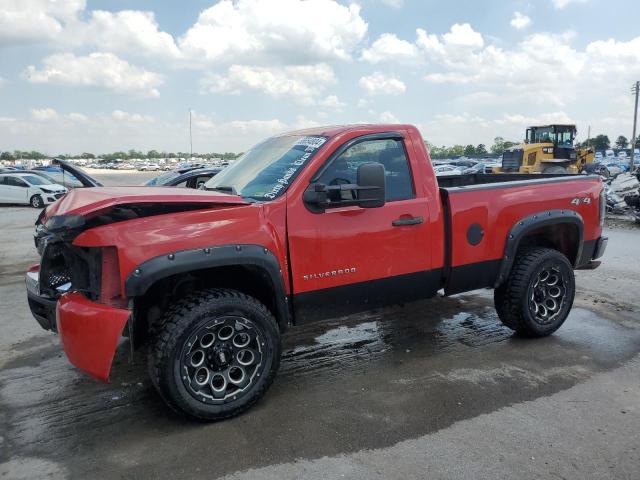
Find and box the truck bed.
[437,173,602,296]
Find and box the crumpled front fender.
[56,292,130,382]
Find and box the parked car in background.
[0,172,67,207]
[605,149,615,162]
[145,167,223,188]
[433,164,463,176]
[594,152,604,162]
[617,151,628,161]
[138,164,161,171]
[33,166,83,189]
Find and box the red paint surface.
[56,292,130,382]
[44,185,248,219]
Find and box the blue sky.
[1,0,638,154]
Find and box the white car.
[0,173,67,208]
[433,164,463,176]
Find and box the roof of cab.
[278,124,415,138]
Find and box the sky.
[0,0,639,155]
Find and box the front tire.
[30,194,44,208]
[148,288,281,420]
[494,247,575,337]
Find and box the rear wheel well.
[132,265,285,347]
[517,223,580,265]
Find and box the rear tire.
[30,194,44,208]
[148,288,281,420]
[542,165,567,174]
[494,247,575,337]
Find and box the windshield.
[21,175,50,185]
[531,127,574,146]
[204,135,327,200]
[532,127,555,144]
[146,171,181,186]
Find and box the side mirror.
[303,162,386,212]
[356,162,385,208]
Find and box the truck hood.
[43,186,249,220]
[52,158,103,187]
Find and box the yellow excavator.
[498,124,594,174]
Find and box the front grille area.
[501,149,524,172]
[39,242,101,299]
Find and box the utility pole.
[631,81,639,173]
[189,109,193,160]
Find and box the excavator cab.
[501,124,593,174]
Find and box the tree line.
[577,135,640,151]
[0,149,242,161]
[426,137,519,159]
[2,133,637,163]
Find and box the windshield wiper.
[207,185,237,195]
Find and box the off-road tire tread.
[494,247,573,337]
[148,288,280,420]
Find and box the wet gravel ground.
[1,175,639,479]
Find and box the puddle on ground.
[1,294,639,470]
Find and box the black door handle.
[392,216,424,226]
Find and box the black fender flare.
[494,209,584,287]
[125,244,290,328]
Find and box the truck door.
[287,133,438,323]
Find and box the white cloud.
[380,0,404,7]
[361,33,420,63]
[0,110,298,153]
[510,12,531,30]
[0,0,84,45]
[418,111,575,146]
[319,95,347,109]
[379,111,400,123]
[359,72,406,96]
[112,110,155,123]
[68,112,88,122]
[79,10,180,59]
[179,0,367,65]
[24,52,164,98]
[203,64,336,104]
[30,108,58,121]
[552,0,587,9]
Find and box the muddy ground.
[1,172,639,479]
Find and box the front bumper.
[26,267,130,382]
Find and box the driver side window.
[317,138,414,203]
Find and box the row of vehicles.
[0,164,225,207]
[25,123,607,421]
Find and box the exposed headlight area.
[39,242,102,300]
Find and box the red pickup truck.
[26,124,607,420]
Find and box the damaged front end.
[26,214,131,381]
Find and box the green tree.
[147,150,160,159]
[0,151,14,160]
[615,135,629,149]
[464,144,476,156]
[591,134,610,150]
[476,144,487,156]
